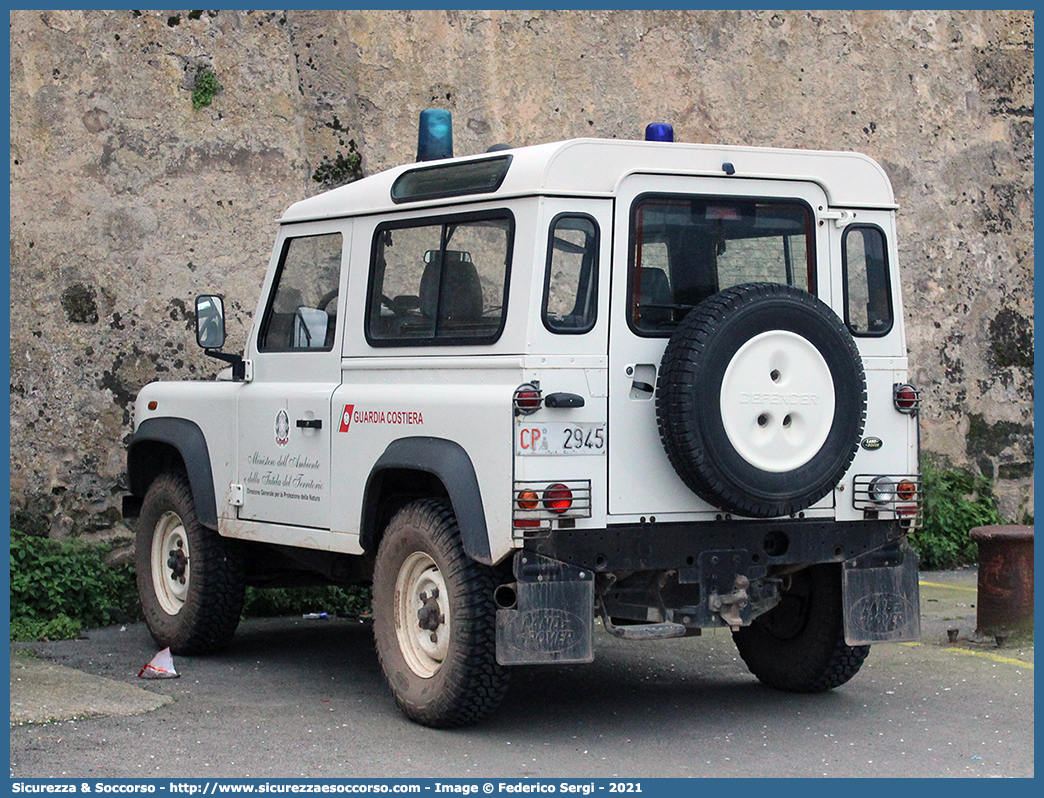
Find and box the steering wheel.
[317,289,338,312]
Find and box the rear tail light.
[513,382,542,415]
[544,483,573,513]
[852,475,923,528]
[517,490,539,510]
[893,383,920,414]
[896,479,917,501]
[512,480,591,536]
[868,476,896,504]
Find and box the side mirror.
[195,295,226,350]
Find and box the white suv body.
[125,131,922,727]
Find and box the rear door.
[608,174,831,517]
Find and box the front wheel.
[136,471,245,654]
[732,564,869,692]
[372,499,509,728]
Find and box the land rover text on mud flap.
[124,114,923,728]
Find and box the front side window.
[366,211,513,346]
[543,214,599,334]
[258,232,342,351]
[629,195,814,335]
[843,225,893,335]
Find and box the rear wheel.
[136,471,245,654]
[372,499,509,728]
[732,564,869,692]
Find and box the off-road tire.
[136,471,245,655]
[372,499,509,728]
[732,563,870,692]
[656,282,866,518]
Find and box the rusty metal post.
[969,525,1034,636]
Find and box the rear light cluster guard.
[893,383,920,415]
[513,382,542,415]
[852,474,923,528]
[512,479,592,536]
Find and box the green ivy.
[910,461,1005,570]
[191,67,221,109]
[9,530,139,641]
[8,527,373,640]
[242,585,372,619]
[10,614,84,643]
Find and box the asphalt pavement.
[8,568,1034,778]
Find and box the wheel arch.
[127,417,219,529]
[361,437,492,565]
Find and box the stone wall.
[9,9,1034,538]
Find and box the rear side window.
[629,194,814,335]
[543,214,599,334]
[843,225,893,336]
[366,211,513,346]
[258,232,343,352]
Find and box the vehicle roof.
[280,138,897,224]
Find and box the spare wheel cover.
[720,329,836,473]
[655,282,866,518]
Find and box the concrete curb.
[10,652,173,725]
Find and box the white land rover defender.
[124,113,923,727]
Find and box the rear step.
[597,603,688,640]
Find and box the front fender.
[127,417,218,529]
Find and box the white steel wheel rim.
[394,551,450,679]
[719,330,836,473]
[151,511,190,616]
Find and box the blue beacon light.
[645,123,674,142]
[417,108,453,161]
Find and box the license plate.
[516,422,606,455]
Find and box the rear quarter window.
[842,225,893,336]
[543,214,599,334]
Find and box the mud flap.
[495,553,594,665]
[842,538,921,645]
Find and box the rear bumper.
[524,516,908,575]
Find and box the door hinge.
[818,209,853,228]
[229,483,244,507]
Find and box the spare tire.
[656,283,865,518]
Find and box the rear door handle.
[544,392,585,408]
[296,418,322,429]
